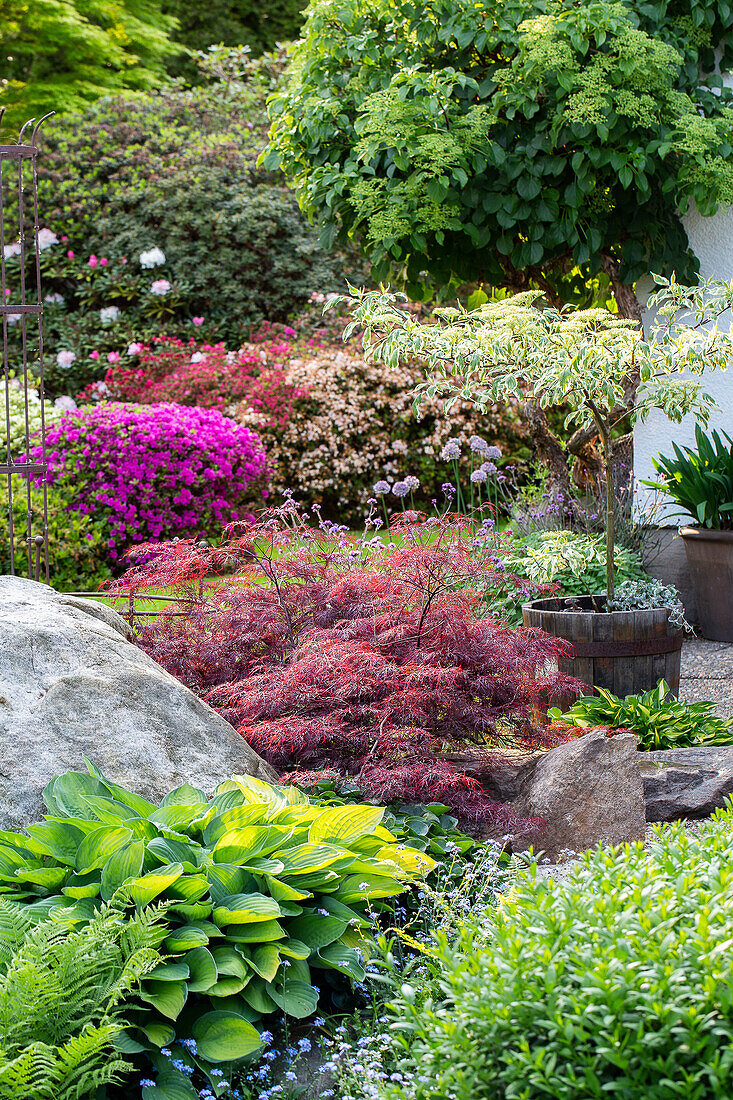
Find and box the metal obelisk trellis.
[0,111,53,582]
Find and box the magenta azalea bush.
[35,403,268,563]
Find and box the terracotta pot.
[522,595,683,698]
[680,527,733,642]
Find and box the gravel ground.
[679,637,733,718]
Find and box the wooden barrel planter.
[522,595,683,698]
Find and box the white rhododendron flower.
[53,395,77,412]
[36,228,58,251]
[139,247,166,268]
[3,242,21,260]
[44,293,65,306]
[56,350,76,369]
[150,279,171,295]
[190,352,206,364]
[100,305,120,324]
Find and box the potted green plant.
[340,275,733,693]
[646,424,733,641]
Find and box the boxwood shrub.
[377,811,733,1100]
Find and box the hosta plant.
[549,680,733,751]
[0,763,433,1098]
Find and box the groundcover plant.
[0,763,432,1097]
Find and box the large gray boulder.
[0,576,277,828]
[511,730,646,861]
[640,745,733,822]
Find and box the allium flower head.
[100,305,120,324]
[471,468,488,483]
[392,480,409,497]
[441,441,461,460]
[373,480,391,495]
[151,278,171,295]
[140,247,166,268]
[482,461,498,476]
[469,435,488,453]
[486,445,502,460]
[56,350,76,369]
[404,475,420,491]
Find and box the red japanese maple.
[112,504,577,827]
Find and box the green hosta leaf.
[212,893,281,926]
[248,943,281,982]
[147,837,202,871]
[206,863,249,903]
[335,874,406,903]
[45,771,109,818]
[168,901,213,920]
[314,944,366,981]
[14,866,68,890]
[129,864,184,906]
[165,924,210,951]
[203,805,268,847]
[75,826,133,874]
[161,783,208,807]
[24,820,86,865]
[265,876,311,902]
[213,826,295,864]
[100,839,145,901]
[310,806,385,846]
[82,795,142,824]
[149,960,191,981]
[278,843,354,874]
[185,945,218,992]
[149,805,208,832]
[266,978,319,1019]
[240,977,277,1014]
[142,1022,176,1047]
[61,871,101,899]
[279,938,311,960]
[286,913,347,950]
[0,844,30,880]
[226,919,286,943]
[165,874,210,903]
[212,944,250,979]
[143,1069,199,1100]
[141,978,188,1020]
[97,778,157,818]
[191,1010,263,1062]
[208,974,250,996]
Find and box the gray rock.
[0,576,277,829]
[641,745,733,822]
[511,730,645,861]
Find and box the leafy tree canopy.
[266,0,733,311]
[0,0,177,127]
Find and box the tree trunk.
[600,254,643,323]
[521,400,573,497]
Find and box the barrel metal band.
[566,634,683,659]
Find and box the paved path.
[679,638,733,718]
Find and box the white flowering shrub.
[0,381,59,456]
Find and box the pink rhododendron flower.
[193,316,204,326]
[100,257,109,267]
[67,250,75,259]
[150,279,171,295]
[89,350,100,360]
[107,351,121,363]
[88,255,98,268]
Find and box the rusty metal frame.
[1,111,54,582]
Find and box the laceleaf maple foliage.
[112,504,578,826]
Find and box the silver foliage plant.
[607,577,693,633]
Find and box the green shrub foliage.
[647,423,733,530]
[0,764,431,1095]
[267,0,733,306]
[28,75,358,372]
[550,680,733,750]
[0,900,165,1099]
[375,810,733,1100]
